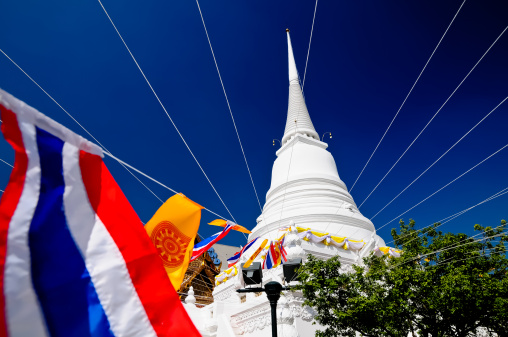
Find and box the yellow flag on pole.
[208,219,252,234]
[273,243,282,267]
[145,194,203,290]
[242,239,268,268]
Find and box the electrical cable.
[0,48,231,220]
[194,0,263,236]
[96,0,237,222]
[0,48,164,205]
[0,158,13,168]
[103,152,228,220]
[302,0,319,90]
[273,11,325,241]
[394,229,508,268]
[371,96,508,220]
[429,253,491,268]
[386,186,508,246]
[349,0,468,192]
[378,142,508,231]
[433,243,508,267]
[358,24,507,208]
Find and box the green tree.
[295,220,508,337]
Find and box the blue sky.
[1,0,507,248]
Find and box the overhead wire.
[357,24,508,208]
[96,0,237,222]
[428,253,490,268]
[394,230,508,268]
[275,5,323,236]
[0,48,231,220]
[391,223,508,268]
[302,0,319,89]
[0,48,165,205]
[431,243,508,267]
[349,0,467,192]
[0,158,13,168]
[194,0,263,235]
[371,95,508,220]
[104,152,228,220]
[378,142,508,231]
[386,185,508,246]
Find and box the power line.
[194,0,264,229]
[0,48,164,205]
[103,152,228,220]
[349,0,467,192]
[358,24,508,208]
[273,5,322,234]
[0,158,13,168]
[395,230,508,268]
[302,0,319,89]
[0,47,230,221]
[378,142,508,231]
[386,186,508,246]
[429,253,490,268]
[274,11,325,233]
[371,96,508,220]
[96,0,236,223]
[432,243,508,267]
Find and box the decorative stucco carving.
[213,283,240,302]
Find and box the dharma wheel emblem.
[150,221,191,268]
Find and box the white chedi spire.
[249,30,384,254]
[282,29,319,145]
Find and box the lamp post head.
[264,281,283,293]
[264,281,283,304]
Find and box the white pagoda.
[183,30,386,337]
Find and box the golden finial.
[286,28,290,32]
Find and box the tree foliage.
[295,220,508,337]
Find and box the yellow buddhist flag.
[243,239,268,268]
[145,193,203,290]
[208,219,252,234]
[273,243,282,268]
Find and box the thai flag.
[227,237,259,268]
[262,241,277,269]
[191,223,233,261]
[0,89,199,337]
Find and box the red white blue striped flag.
[191,222,233,261]
[227,237,259,268]
[0,89,199,337]
[262,241,277,269]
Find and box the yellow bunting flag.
[273,243,282,268]
[145,194,203,290]
[242,239,268,268]
[209,219,252,234]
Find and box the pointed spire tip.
[286,28,290,32]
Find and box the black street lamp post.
[236,281,290,337]
[237,259,301,337]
